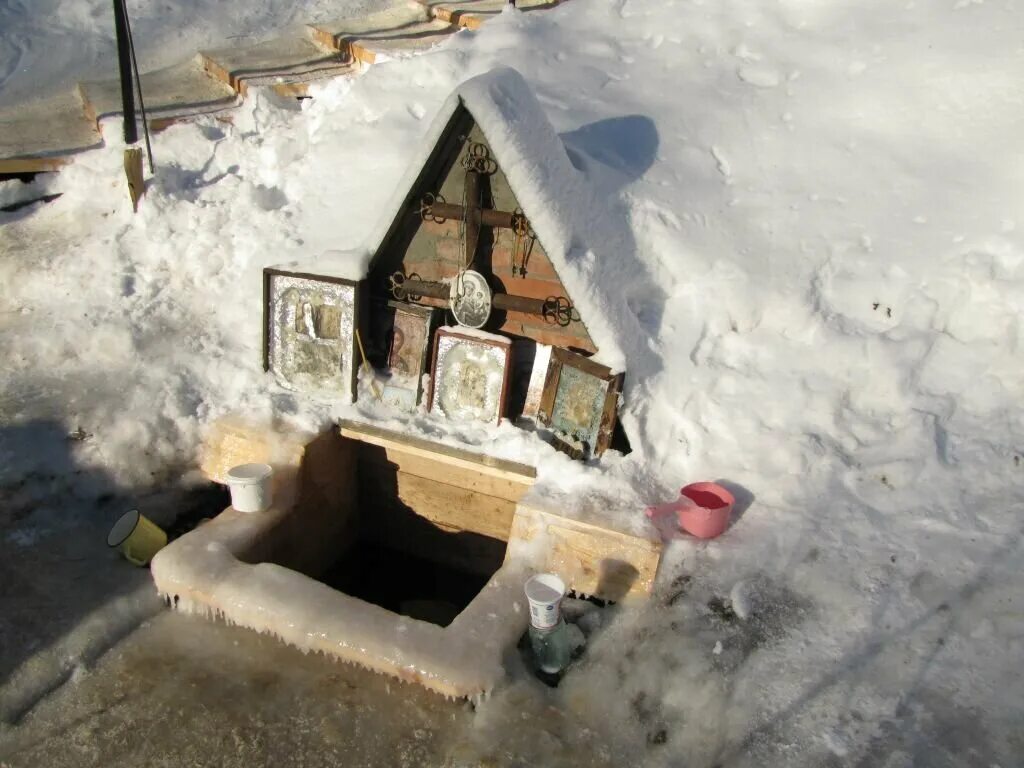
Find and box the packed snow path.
[0,0,564,172]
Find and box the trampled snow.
[2,0,1024,764]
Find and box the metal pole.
[123,2,154,171]
[112,0,137,145]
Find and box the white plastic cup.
[225,463,274,513]
[524,573,566,629]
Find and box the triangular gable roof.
[449,67,630,370]
[312,67,635,372]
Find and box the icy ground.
[2,0,1024,765]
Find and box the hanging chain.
[458,179,469,268]
[457,142,489,304]
[456,178,481,304]
[510,209,534,278]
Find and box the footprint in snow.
[737,66,781,88]
[710,145,731,179]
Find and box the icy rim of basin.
[151,493,531,700]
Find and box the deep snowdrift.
[2,0,1023,764]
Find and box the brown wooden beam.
[394,277,569,320]
[463,169,480,266]
[423,201,519,229]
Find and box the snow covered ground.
[2,0,1024,765]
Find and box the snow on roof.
[294,66,639,372]
[267,248,372,283]
[450,67,633,371]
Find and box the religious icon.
[537,348,623,459]
[378,302,438,411]
[264,269,359,401]
[429,327,512,426]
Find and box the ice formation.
[152,491,531,699]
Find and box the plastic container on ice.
[524,573,570,679]
[676,482,734,539]
[524,573,566,629]
[225,463,274,513]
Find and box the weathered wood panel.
[368,117,596,352]
[361,461,516,541]
[507,505,662,601]
[339,420,535,497]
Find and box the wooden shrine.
[264,75,626,459]
[368,108,594,353]
[160,71,656,702]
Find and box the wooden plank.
[271,82,314,99]
[536,350,560,424]
[200,37,352,98]
[360,445,530,503]
[339,419,536,484]
[240,430,360,577]
[418,0,561,30]
[497,318,596,355]
[0,90,101,164]
[507,504,662,601]
[361,461,516,541]
[310,7,454,65]
[78,57,237,126]
[596,372,624,456]
[0,157,69,174]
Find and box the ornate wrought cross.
[394,140,578,327]
[418,141,533,273]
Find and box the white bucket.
[225,463,273,513]
[524,573,566,629]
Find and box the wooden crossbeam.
[392,276,575,324]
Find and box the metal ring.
[543,296,575,327]
[419,192,447,224]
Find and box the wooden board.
[339,419,535,492]
[0,90,102,166]
[239,429,360,578]
[79,57,237,126]
[361,460,516,541]
[507,504,662,601]
[309,8,454,66]
[200,36,351,97]
[0,157,69,174]
[364,445,530,503]
[418,0,560,30]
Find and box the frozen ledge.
[151,418,661,698]
[151,496,530,700]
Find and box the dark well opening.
[243,426,529,627]
[318,439,511,627]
